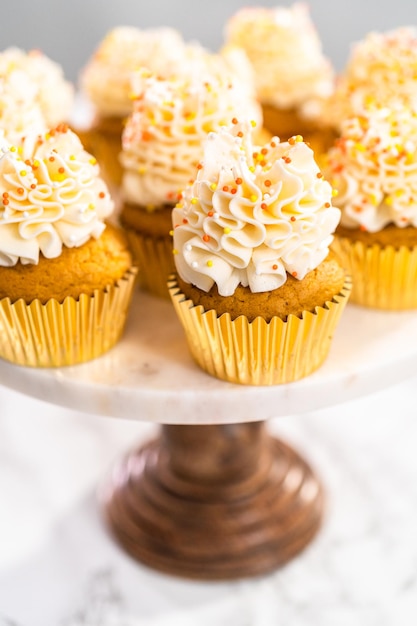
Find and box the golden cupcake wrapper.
[331,235,417,310]
[168,275,352,386]
[0,267,138,368]
[125,229,175,300]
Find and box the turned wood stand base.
[103,422,324,580]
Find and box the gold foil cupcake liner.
[125,229,175,300]
[168,275,352,386]
[331,235,417,309]
[0,267,138,368]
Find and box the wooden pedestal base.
[103,422,324,580]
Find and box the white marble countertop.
[1,376,417,626]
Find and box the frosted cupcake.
[326,105,417,309]
[0,47,74,128]
[0,66,46,142]
[0,124,137,367]
[223,3,335,153]
[169,122,351,385]
[79,26,188,189]
[324,27,417,134]
[119,70,262,299]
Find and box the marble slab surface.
[1,376,417,625]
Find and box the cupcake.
[223,3,335,154]
[119,68,263,299]
[324,27,417,135]
[0,47,74,129]
[325,104,417,309]
[79,26,188,191]
[0,124,137,367]
[169,122,351,385]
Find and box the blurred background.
[2,0,416,84]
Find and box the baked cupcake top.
[80,26,188,118]
[0,124,113,266]
[325,105,417,232]
[0,47,74,128]
[120,72,262,209]
[223,3,334,115]
[325,27,417,130]
[172,121,340,297]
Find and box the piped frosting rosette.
[169,122,350,385]
[224,3,334,117]
[0,125,136,366]
[325,27,417,131]
[326,105,417,308]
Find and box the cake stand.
[1,290,417,580]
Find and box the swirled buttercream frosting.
[325,27,417,130]
[120,72,262,209]
[224,3,334,115]
[172,122,340,296]
[80,26,188,117]
[326,105,417,232]
[0,47,74,127]
[0,125,114,266]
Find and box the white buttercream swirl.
[326,105,417,232]
[0,47,74,127]
[120,73,262,209]
[224,3,334,115]
[172,123,340,296]
[0,126,113,266]
[80,26,188,117]
[325,27,417,130]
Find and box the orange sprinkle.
[270,141,276,148]
[272,264,278,270]
[235,177,242,185]
[325,202,331,208]
[58,167,65,174]
[49,156,55,162]
[3,198,9,205]
[292,271,298,277]
[288,137,296,145]
[261,203,267,210]
[261,148,268,155]
[25,159,31,166]
[197,163,203,170]
[317,172,323,178]
[290,216,296,222]
[231,188,237,194]
[99,192,105,198]
[237,131,243,138]
[264,180,271,187]
[183,218,188,224]
[30,184,36,189]
[207,211,214,217]
[202,234,210,242]
[2,192,8,198]
[17,187,24,195]
[232,117,238,124]
[223,186,229,192]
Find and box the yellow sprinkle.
[395,189,405,197]
[176,203,183,209]
[173,249,178,255]
[20,170,27,177]
[385,196,393,206]
[354,143,366,152]
[138,166,147,174]
[33,160,40,168]
[88,203,95,210]
[89,158,97,165]
[17,146,23,154]
[250,194,257,202]
[210,183,217,191]
[295,135,303,142]
[332,189,339,197]
[249,166,255,173]
[250,120,257,127]
[406,153,414,164]
[169,230,174,237]
[45,133,51,140]
[369,193,378,205]
[69,155,76,161]
[191,198,198,204]
[223,227,231,234]
[207,260,213,267]
[10,146,16,152]
[128,92,137,100]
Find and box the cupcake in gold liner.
[0,124,137,367]
[78,26,188,192]
[325,105,417,309]
[169,121,351,386]
[223,3,336,158]
[119,65,263,299]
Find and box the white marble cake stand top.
[0,289,416,424]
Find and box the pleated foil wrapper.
[125,229,175,300]
[332,235,417,310]
[0,267,138,368]
[168,275,352,386]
